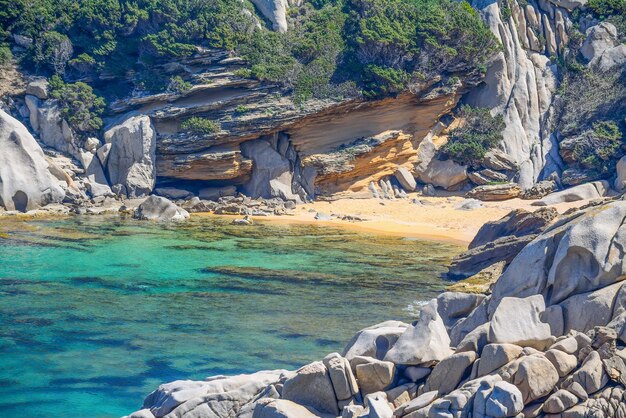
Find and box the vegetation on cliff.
[0,0,498,102]
[556,65,626,178]
[441,106,505,168]
[587,0,626,37]
[48,74,105,133]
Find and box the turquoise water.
[0,216,460,417]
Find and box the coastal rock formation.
[448,207,557,278]
[466,183,521,201]
[414,130,468,190]
[104,115,157,198]
[0,109,64,211]
[128,199,626,418]
[470,207,558,248]
[134,195,190,221]
[466,0,562,189]
[250,0,288,32]
[532,180,610,206]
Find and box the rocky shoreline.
[124,198,626,418]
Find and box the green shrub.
[180,117,220,134]
[441,105,505,167]
[499,0,512,20]
[556,69,626,137]
[235,105,249,114]
[48,74,105,133]
[0,44,12,66]
[345,0,499,97]
[572,121,624,174]
[588,0,626,18]
[167,76,192,94]
[69,53,97,74]
[33,31,73,74]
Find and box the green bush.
[441,105,505,167]
[572,121,624,174]
[33,31,73,74]
[499,0,512,20]
[167,75,192,94]
[0,44,12,66]
[557,69,626,137]
[69,53,97,73]
[49,74,105,133]
[588,0,626,17]
[180,117,220,134]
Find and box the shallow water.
[0,216,461,417]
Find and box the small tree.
[49,75,105,133]
[34,31,73,74]
[441,106,505,167]
[167,76,192,94]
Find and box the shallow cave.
[12,190,28,213]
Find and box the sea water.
[0,216,461,417]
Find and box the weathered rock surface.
[133,370,286,418]
[104,115,157,198]
[448,235,537,279]
[393,167,416,192]
[134,196,190,221]
[384,300,453,365]
[469,207,557,249]
[250,0,288,32]
[491,200,626,308]
[414,132,467,190]
[581,22,617,60]
[489,295,553,350]
[0,109,64,211]
[353,357,395,395]
[466,0,560,189]
[281,361,339,416]
[532,180,609,206]
[342,321,409,361]
[466,183,521,201]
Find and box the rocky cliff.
[467,0,625,190]
[0,0,623,213]
[126,198,626,418]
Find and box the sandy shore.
[247,194,590,246]
[1,193,591,246]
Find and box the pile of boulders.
[126,200,626,418]
[180,195,296,217]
